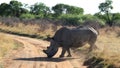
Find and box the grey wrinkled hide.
[43,26,98,58]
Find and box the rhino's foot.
[59,55,64,58]
[67,55,72,57]
[47,55,53,58]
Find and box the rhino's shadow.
[14,57,78,62]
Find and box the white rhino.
[43,26,98,58]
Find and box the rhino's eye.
[52,37,54,40]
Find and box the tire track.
[3,34,87,68]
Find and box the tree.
[9,0,23,17]
[30,2,50,18]
[66,5,84,15]
[0,0,28,17]
[52,4,66,16]
[0,3,11,16]
[99,0,113,26]
[52,3,84,17]
[111,13,120,26]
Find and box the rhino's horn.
[46,47,58,58]
[43,46,52,54]
[43,50,48,54]
[43,47,58,58]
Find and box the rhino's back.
[53,27,97,47]
[70,29,95,47]
[53,27,69,41]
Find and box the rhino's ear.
[46,37,53,41]
[51,37,54,40]
[50,38,54,42]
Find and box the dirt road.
[3,34,87,68]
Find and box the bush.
[0,17,20,26]
[59,14,83,26]
[113,20,120,26]
[82,14,105,27]
[20,13,35,19]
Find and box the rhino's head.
[43,39,59,58]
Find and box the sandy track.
[3,34,87,68]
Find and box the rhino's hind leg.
[67,48,72,57]
[88,36,98,52]
[88,42,97,52]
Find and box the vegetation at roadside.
[0,64,3,68]
[0,33,23,60]
[0,18,58,39]
[82,27,120,68]
[0,33,23,68]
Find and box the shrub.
[20,13,35,19]
[59,14,83,26]
[113,19,120,26]
[82,14,105,27]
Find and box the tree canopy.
[52,3,84,17]
[30,3,50,18]
[98,0,113,26]
[0,0,120,26]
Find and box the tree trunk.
[106,12,112,27]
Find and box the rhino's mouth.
[43,46,58,58]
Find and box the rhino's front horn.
[43,50,48,54]
[44,46,53,53]
[43,46,50,55]
[43,46,58,58]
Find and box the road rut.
[3,34,87,68]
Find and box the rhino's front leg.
[59,47,66,58]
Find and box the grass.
[84,27,120,67]
[0,33,23,60]
[0,64,3,68]
[0,23,56,39]
[0,21,120,67]
[13,40,23,50]
[0,33,14,59]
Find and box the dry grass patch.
[0,33,23,60]
[0,23,40,35]
[0,23,57,38]
[0,33,23,68]
[90,27,120,67]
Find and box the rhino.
[43,26,98,58]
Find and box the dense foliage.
[0,0,120,26]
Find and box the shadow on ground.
[14,57,78,62]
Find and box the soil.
[2,34,87,68]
